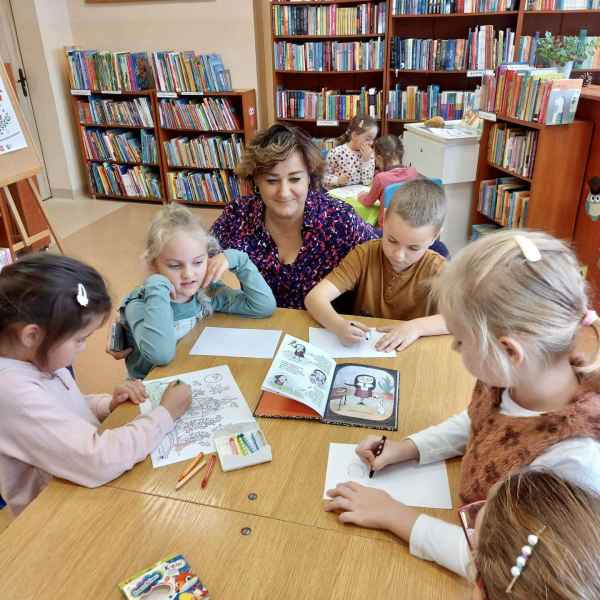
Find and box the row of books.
[167,170,248,204]
[66,49,153,92]
[82,129,157,164]
[526,0,600,8]
[387,85,476,120]
[151,51,231,93]
[159,98,241,131]
[392,0,516,14]
[272,3,387,36]
[89,163,161,199]
[479,65,582,125]
[275,87,382,120]
[391,27,515,71]
[77,97,154,128]
[478,178,530,228]
[163,135,244,170]
[488,123,538,178]
[274,39,385,72]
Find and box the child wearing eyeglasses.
[325,230,600,578]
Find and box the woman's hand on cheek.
[201,253,230,288]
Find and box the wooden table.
[0,309,474,599]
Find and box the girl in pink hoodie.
[0,253,191,515]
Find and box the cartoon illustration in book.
[288,340,306,359]
[585,176,600,222]
[273,374,287,386]
[310,369,327,387]
[328,365,396,422]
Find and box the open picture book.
[255,334,399,430]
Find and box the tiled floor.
[0,195,223,531]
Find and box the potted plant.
[536,32,600,78]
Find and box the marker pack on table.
[213,421,272,472]
[119,553,209,599]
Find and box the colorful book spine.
[164,135,244,169]
[273,3,387,36]
[82,128,158,164]
[274,39,385,71]
[391,37,468,71]
[526,0,599,9]
[393,0,517,13]
[159,98,240,131]
[275,87,382,120]
[77,97,154,127]
[89,163,161,198]
[167,170,249,203]
[478,177,530,227]
[66,49,153,91]
[387,84,476,120]
[488,123,538,178]
[151,51,232,92]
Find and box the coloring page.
[0,73,27,155]
[140,365,254,468]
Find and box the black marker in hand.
[369,435,387,479]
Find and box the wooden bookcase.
[70,88,257,208]
[156,89,257,208]
[268,0,600,136]
[469,115,592,238]
[70,89,165,205]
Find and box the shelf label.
[316,119,339,127]
[157,91,178,98]
[101,90,121,94]
[479,111,497,122]
[467,70,494,78]
[71,89,91,96]
[181,90,204,96]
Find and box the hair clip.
[514,235,542,262]
[76,283,88,307]
[582,309,599,326]
[505,526,547,593]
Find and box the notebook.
[255,334,399,430]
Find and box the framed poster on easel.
[0,61,62,258]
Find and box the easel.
[0,62,63,259]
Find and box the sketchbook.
[255,334,399,430]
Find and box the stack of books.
[167,170,248,204]
[488,123,538,178]
[82,129,157,164]
[275,87,382,120]
[77,97,154,127]
[164,135,244,169]
[467,26,515,70]
[159,98,240,131]
[479,65,583,124]
[393,0,517,13]
[272,2,387,36]
[89,163,161,198]
[274,39,385,71]
[66,49,153,91]
[387,85,476,120]
[515,32,540,66]
[151,51,232,92]
[479,177,530,227]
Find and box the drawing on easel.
[0,71,27,156]
[140,365,254,468]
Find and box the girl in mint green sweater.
[120,204,276,379]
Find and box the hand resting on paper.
[324,482,420,541]
[375,322,421,353]
[110,379,148,411]
[356,436,419,474]
[333,319,370,347]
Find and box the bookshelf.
[156,90,256,207]
[470,114,592,238]
[267,0,600,135]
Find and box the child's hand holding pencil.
[160,380,192,420]
[355,436,420,474]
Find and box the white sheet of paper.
[323,443,452,509]
[327,184,370,201]
[190,327,282,358]
[140,365,255,468]
[0,73,27,155]
[309,327,397,358]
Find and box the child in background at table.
[470,470,600,599]
[121,203,276,380]
[357,135,418,228]
[325,230,600,578]
[305,180,448,353]
[0,254,191,516]
[323,115,378,190]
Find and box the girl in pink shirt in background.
[358,135,418,228]
[0,253,191,515]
